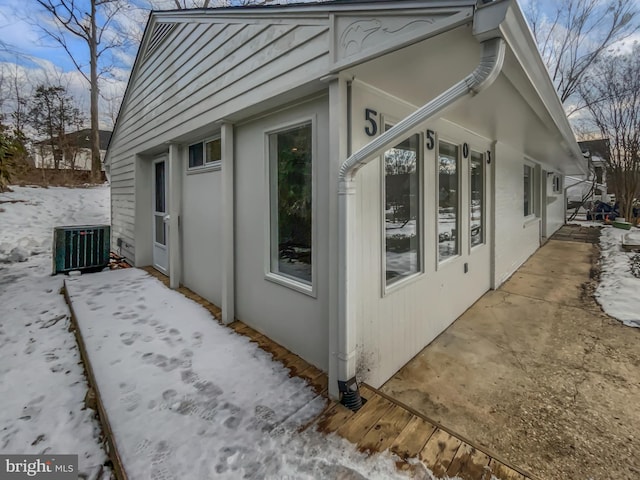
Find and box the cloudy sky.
[0,0,638,132]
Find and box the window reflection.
[438,142,459,261]
[385,133,420,285]
[470,151,483,247]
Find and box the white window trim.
[469,149,486,250]
[380,117,425,296]
[263,116,317,297]
[436,138,461,266]
[524,161,536,219]
[186,135,222,173]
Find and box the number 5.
[365,108,378,137]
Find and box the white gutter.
[336,34,506,394]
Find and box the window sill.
[265,272,316,298]
[523,216,540,228]
[186,162,221,175]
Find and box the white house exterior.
[106,0,587,400]
[34,129,111,171]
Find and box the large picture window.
[524,164,534,216]
[470,151,484,248]
[384,132,420,286]
[438,141,459,261]
[269,123,312,285]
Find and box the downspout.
[336,37,506,409]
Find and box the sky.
[1,0,639,133]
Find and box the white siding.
[109,19,331,262]
[234,96,330,370]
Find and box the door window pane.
[155,161,165,213]
[438,142,459,261]
[385,133,420,285]
[269,123,312,284]
[470,151,484,247]
[155,215,166,245]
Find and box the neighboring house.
[566,139,611,206]
[106,0,587,401]
[33,129,111,171]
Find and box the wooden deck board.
[390,416,437,461]
[419,428,462,477]
[447,443,491,480]
[337,392,394,444]
[358,404,414,454]
[316,403,355,433]
[488,459,527,480]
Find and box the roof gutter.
[336,15,506,406]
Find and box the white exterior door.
[153,158,169,274]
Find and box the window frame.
[523,162,535,217]
[186,134,222,173]
[436,139,461,265]
[380,118,424,294]
[263,117,317,297]
[469,149,486,249]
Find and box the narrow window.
[384,133,420,285]
[188,142,204,168]
[269,123,312,284]
[438,141,459,261]
[470,151,484,248]
[524,164,534,216]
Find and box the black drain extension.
[338,377,363,412]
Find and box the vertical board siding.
[351,83,493,388]
[109,19,330,261]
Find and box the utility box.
[53,225,111,275]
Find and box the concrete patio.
[381,227,640,480]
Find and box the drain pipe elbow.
[336,37,505,409]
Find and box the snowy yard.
[0,185,420,479]
[3,185,640,480]
[0,186,111,478]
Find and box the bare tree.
[579,45,640,221]
[35,0,127,181]
[525,0,637,114]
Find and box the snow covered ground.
[0,185,111,478]
[65,268,422,479]
[596,225,640,327]
[0,185,432,479]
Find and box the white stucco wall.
[493,142,541,286]
[233,96,330,370]
[181,169,223,306]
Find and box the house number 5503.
[364,108,378,136]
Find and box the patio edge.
[62,281,128,480]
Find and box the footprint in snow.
[120,331,140,346]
